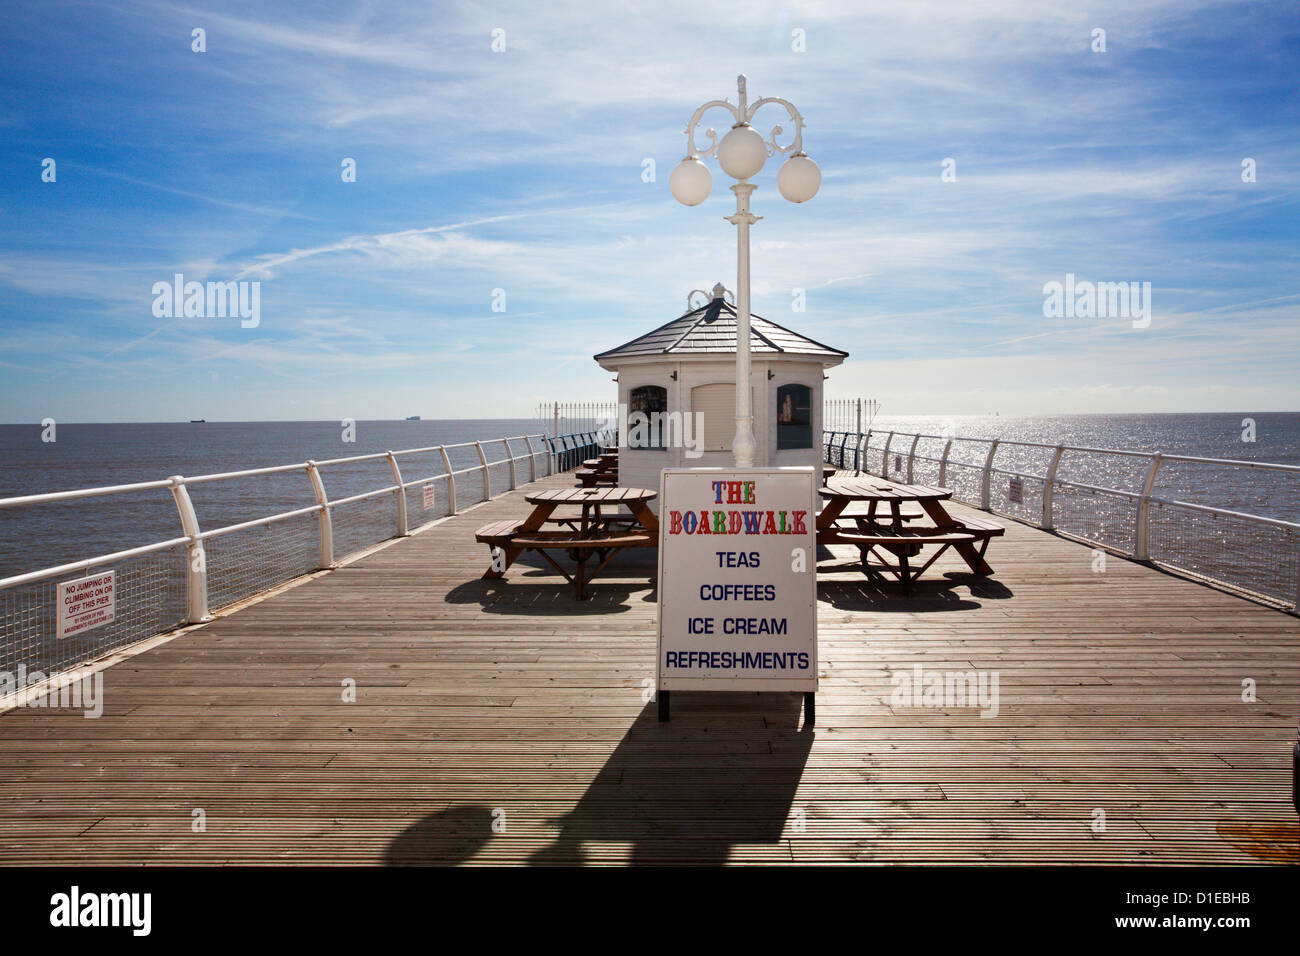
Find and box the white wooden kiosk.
[594,287,848,723]
[593,285,848,496]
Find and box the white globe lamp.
[716,124,767,180]
[670,157,713,206]
[777,154,821,203]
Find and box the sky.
[0,0,1297,422]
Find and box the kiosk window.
[776,384,812,449]
[628,385,668,450]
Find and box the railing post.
[475,441,491,501]
[503,438,517,490]
[907,434,920,484]
[881,432,894,478]
[524,436,537,482]
[438,445,456,514]
[168,476,211,624]
[938,439,953,487]
[1041,444,1065,530]
[980,441,999,512]
[385,451,408,536]
[306,461,334,568]
[825,431,835,464]
[1134,452,1164,561]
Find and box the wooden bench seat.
[511,530,654,550]
[831,529,977,548]
[474,519,523,543]
[476,520,653,598]
[953,515,1006,535]
[575,468,619,488]
[833,507,926,524]
[820,521,990,595]
[928,514,1005,561]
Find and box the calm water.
[1,413,1297,581]
[0,419,543,579]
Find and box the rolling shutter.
[691,383,752,452]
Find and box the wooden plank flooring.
[1,470,1297,865]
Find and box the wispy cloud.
[0,0,1296,421]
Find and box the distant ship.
[404,415,421,421]
[189,419,206,423]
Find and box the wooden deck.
[2,470,1297,865]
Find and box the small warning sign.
[56,571,116,638]
[422,485,436,510]
[1008,477,1023,504]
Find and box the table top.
[819,476,951,502]
[524,486,656,506]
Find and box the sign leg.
[804,691,815,727]
[658,689,670,722]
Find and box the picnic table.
[816,476,1003,593]
[576,452,619,487]
[576,468,619,487]
[475,486,658,598]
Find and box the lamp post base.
[732,417,757,468]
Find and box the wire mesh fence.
[331,493,402,564]
[1050,485,1137,554]
[989,471,1045,525]
[0,433,558,688]
[942,461,985,505]
[1148,502,1299,605]
[0,543,187,678]
[206,512,320,611]
[825,428,1298,610]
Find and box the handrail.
[197,503,325,541]
[826,427,1299,611]
[0,536,193,590]
[0,433,550,600]
[0,430,566,683]
[0,478,177,508]
[856,430,1300,473]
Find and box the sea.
[1,413,1298,582]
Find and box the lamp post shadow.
[531,695,814,865]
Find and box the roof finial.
[687,284,734,311]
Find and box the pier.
[1,468,1296,865]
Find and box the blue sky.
[1,0,1297,422]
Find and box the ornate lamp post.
[670,75,821,468]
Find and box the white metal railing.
[823,428,1300,612]
[0,434,553,681]
[536,401,618,438]
[543,429,616,473]
[823,397,882,434]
